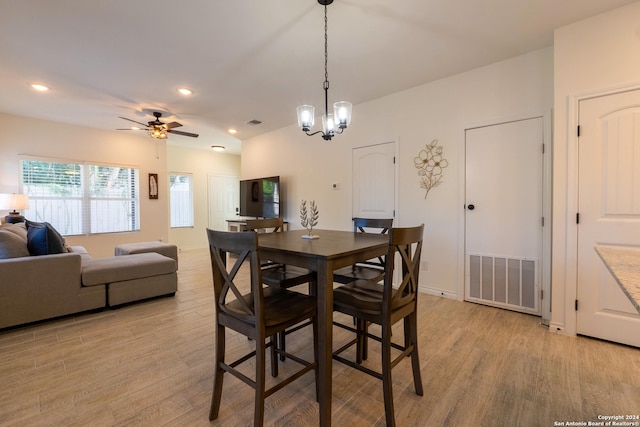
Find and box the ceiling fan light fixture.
[118,112,198,139]
[149,127,167,139]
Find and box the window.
[21,159,140,235]
[169,173,193,228]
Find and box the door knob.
[467,204,475,210]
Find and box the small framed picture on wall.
[149,173,158,199]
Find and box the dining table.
[257,228,390,427]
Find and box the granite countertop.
[595,245,640,314]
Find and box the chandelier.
[297,0,352,141]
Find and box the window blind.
[21,160,140,235]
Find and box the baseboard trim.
[420,286,459,300]
[549,322,566,334]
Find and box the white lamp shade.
[333,101,352,128]
[297,105,315,131]
[0,193,29,211]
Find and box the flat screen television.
[239,176,281,218]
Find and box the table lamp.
[0,193,30,224]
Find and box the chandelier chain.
[324,3,328,84]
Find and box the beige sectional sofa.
[0,222,177,330]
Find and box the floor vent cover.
[468,254,538,313]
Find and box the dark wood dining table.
[257,229,389,426]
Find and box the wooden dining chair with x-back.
[245,217,317,366]
[333,217,393,284]
[333,217,393,362]
[332,224,425,427]
[206,229,318,426]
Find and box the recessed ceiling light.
[177,88,192,95]
[31,83,49,91]
[211,145,225,152]
[228,128,238,134]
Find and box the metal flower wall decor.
[414,139,449,199]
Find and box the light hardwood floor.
[1,248,638,426]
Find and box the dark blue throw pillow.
[26,221,66,256]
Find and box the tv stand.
[226,218,288,232]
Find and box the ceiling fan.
[117,111,199,139]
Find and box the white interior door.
[465,118,544,315]
[352,142,395,219]
[208,174,239,231]
[577,89,640,348]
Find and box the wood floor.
[1,248,638,426]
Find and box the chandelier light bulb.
[323,114,335,134]
[333,101,352,128]
[297,105,315,131]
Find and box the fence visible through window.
[21,159,140,235]
[170,173,194,228]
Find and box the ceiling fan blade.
[167,129,199,138]
[119,116,149,127]
[164,121,182,130]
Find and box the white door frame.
[555,82,640,336]
[457,112,552,321]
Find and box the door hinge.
[542,143,545,154]
[575,299,579,311]
[577,125,581,137]
[576,212,580,224]
[393,156,396,164]
[541,289,544,300]
[541,216,545,227]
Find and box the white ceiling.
[0,0,636,154]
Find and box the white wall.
[241,47,554,297]
[0,113,242,256]
[167,144,240,251]
[551,0,640,334]
[0,112,169,258]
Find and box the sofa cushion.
[81,252,177,286]
[0,229,30,259]
[0,222,28,242]
[26,221,66,256]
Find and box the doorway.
[208,174,239,231]
[464,117,547,316]
[576,89,640,347]
[352,142,396,220]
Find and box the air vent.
[246,119,262,125]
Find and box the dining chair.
[332,224,424,427]
[333,217,393,362]
[333,217,393,284]
[245,217,317,364]
[206,229,318,426]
